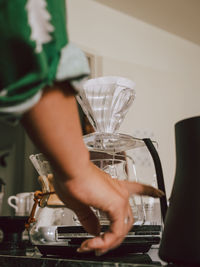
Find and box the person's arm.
[21,82,164,255]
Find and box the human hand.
[53,160,164,256]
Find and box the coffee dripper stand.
[26,76,167,255]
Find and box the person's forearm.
[21,83,90,180]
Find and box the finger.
[74,204,101,236]
[122,181,165,198]
[77,226,128,255]
[77,204,133,255]
[78,213,133,255]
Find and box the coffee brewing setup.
[27,76,167,256]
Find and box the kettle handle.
[143,138,168,222]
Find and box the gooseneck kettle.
[159,116,200,265]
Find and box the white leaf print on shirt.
[26,0,54,53]
[0,89,8,97]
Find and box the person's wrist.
[50,148,91,182]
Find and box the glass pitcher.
[89,150,143,225]
[27,153,76,246]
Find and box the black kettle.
[159,116,200,265]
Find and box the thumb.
[121,180,165,198]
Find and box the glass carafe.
[28,153,76,246]
[88,150,144,225]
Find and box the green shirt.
[0,0,90,124]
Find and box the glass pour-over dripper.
[76,76,144,153]
[77,76,135,134]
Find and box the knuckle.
[107,196,124,213]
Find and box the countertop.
[0,245,170,267]
[0,245,195,267]
[0,222,193,267]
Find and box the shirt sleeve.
[0,0,90,125]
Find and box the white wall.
[67,0,200,196]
